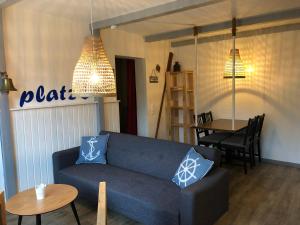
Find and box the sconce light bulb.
[246,65,254,73]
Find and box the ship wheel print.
[82,137,100,161]
[175,155,201,187]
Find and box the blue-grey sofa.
[52,131,229,225]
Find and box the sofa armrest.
[52,147,79,182]
[180,168,229,225]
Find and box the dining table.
[191,119,248,132]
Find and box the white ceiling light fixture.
[72,0,116,97]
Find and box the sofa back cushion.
[101,131,221,180]
[172,148,214,188]
[76,135,109,164]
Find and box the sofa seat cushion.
[57,164,180,225]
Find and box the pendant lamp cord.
[90,0,94,36]
[90,0,95,62]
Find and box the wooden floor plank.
[7,163,300,225]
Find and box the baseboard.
[262,158,300,168]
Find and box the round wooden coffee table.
[6,184,81,225]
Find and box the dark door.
[115,58,137,135]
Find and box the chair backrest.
[0,191,6,225]
[257,114,265,138]
[97,182,107,225]
[253,114,265,139]
[195,114,204,125]
[194,114,205,138]
[202,111,213,136]
[243,117,258,146]
[204,111,213,123]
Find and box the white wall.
[101,29,171,139]
[174,30,300,164]
[0,131,4,191]
[3,5,92,109]
[145,41,171,139]
[3,5,99,191]
[100,29,145,134]
[101,29,145,69]
[0,9,5,192]
[2,3,172,190]
[135,58,148,137]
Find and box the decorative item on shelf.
[0,72,17,94]
[72,0,116,97]
[173,61,181,72]
[149,64,160,83]
[224,49,246,79]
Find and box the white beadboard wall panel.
[11,103,98,191]
[103,101,120,132]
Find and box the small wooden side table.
[6,184,81,225]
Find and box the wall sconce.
[0,72,17,94]
[245,65,254,74]
[224,49,246,79]
[149,64,160,83]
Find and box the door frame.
[115,56,148,137]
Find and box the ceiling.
[10,0,300,40]
[119,0,300,37]
[13,0,176,22]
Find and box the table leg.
[71,201,81,225]
[18,216,22,225]
[36,214,41,225]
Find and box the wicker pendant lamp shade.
[72,36,116,96]
[224,49,246,79]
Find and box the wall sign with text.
[19,85,89,107]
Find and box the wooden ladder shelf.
[166,71,195,144]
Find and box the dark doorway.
[115,57,137,135]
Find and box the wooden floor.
[7,163,300,225]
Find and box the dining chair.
[198,129,232,147]
[220,117,258,174]
[96,182,107,225]
[204,111,213,122]
[197,110,236,147]
[0,191,6,225]
[254,114,265,163]
[194,114,206,145]
[202,111,213,136]
[236,114,265,165]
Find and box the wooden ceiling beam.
[145,7,300,42]
[92,0,225,30]
[171,23,300,47]
[0,0,23,8]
